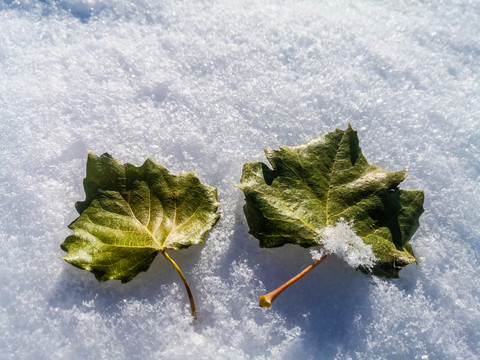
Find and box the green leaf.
[61,151,220,283]
[237,125,424,278]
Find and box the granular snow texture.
[0,1,479,359]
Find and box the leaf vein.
[325,132,345,226]
[253,188,316,231]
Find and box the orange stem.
[259,254,328,308]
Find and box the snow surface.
[0,0,479,359]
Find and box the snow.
[0,0,479,359]
[313,219,378,270]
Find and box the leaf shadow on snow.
[224,193,419,358]
[48,239,207,316]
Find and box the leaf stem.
[161,250,197,321]
[259,254,328,308]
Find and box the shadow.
[370,189,404,250]
[56,1,108,23]
[216,194,375,358]
[0,1,107,23]
[49,238,207,316]
[137,83,169,106]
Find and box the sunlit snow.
[1,1,479,359]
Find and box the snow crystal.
[313,219,378,270]
[309,249,325,261]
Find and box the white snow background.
[1,0,479,359]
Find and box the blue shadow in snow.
[226,198,377,358]
[0,0,106,23]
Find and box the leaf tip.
[263,147,273,157]
[86,149,100,160]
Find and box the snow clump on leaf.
[313,218,378,270]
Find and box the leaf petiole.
[161,250,197,321]
[259,253,328,308]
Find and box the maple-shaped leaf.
[61,152,220,318]
[237,125,424,307]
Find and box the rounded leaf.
[61,152,220,282]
